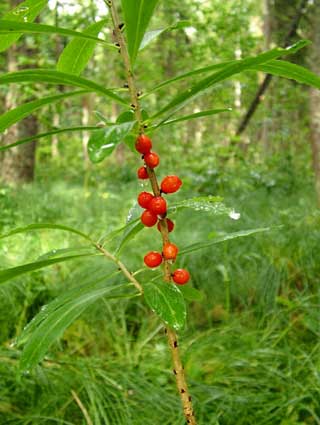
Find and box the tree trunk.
[0,0,38,184]
[309,3,320,205]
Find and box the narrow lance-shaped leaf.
[169,196,234,217]
[0,223,92,242]
[180,227,272,255]
[0,19,114,47]
[139,21,191,51]
[0,0,47,52]
[121,0,160,65]
[150,41,309,120]
[0,126,100,152]
[0,69,126,104]
[143,280,186,331]
[115,221,144,255]
[143,60,236,98]
[251,60,320,90]
[0,90,88,134]
[156,108,232,129]
[88,121,135,163]
[0,253,99,285]
[17,280,136,371]
[57,19,107,75]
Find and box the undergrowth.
[0,167,319,424]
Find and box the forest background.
[0,0,320,424]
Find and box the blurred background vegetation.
[0,0,320,424]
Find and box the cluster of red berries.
[135,134,190,285]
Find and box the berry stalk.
[107,2,197,423]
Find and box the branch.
[236,0,309,136]
[106,1,197,423]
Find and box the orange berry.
[144,152,160,169]
[138,192,154,209]
[172,269,190,285]
[161,175,182,194]
[137,166,149,179]
[141,210,158,227]
[163,242,178,260]
[149,196,167,215]
[135,134,152,154]
[144,251,163,268]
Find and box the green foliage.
[150,41,309,120]
[121,0,160,65]
[0,253,97,285]
[139,20,191,51]
[0,0,47,52]
[253,60,320,89]
[57,19,108,75]
[0,69,126,103]
[0,19,112,46]
[143,280,186,331]
[18,280,136,371]
[88,121,136,163]
[0,126,99,152]
[0,90,88,133]
[0,0,320,422]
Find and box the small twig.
[94,243,143,294]
[71,390,93,425]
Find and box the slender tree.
[0,0,38,184]
[309,1,320,205]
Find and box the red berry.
[149,196,167,215]
[157,218,174,233]
[172,269,190,285]
[163,242,178,260]
[138,192,154,209]
[144,152,160,169]
[135,134,152,154]
[161,175,182,194]
[141,210,158,227]
[144,251,163,268]
[137,166,149,179]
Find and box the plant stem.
[107,2,197,423]
[95,243,143,294]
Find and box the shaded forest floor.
[0,165,319,425]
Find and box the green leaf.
[0,90,88,134]
[17,280,136,371]
[178,285,204,302]
[115,221,144,255]
[87,121,135,163]
[150,41,309,120]
[37,247,94,261]
[0,69,126,104]
[0,19,113,49]
[121,0,160,65]
[139,21,190,51]
[57,20,107,76]
[0,253,98,285]
[0,126,100,152]
[157,108,232,128]
[143,281,186,331]
[252,60,320,90]
[0,223,92,242]
[180,227,271,255]
[169,196,233,217]
[0,0,47,53]
[144,60,235,97]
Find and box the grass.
[0,164,319,424]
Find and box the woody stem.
[107,2,197,423]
